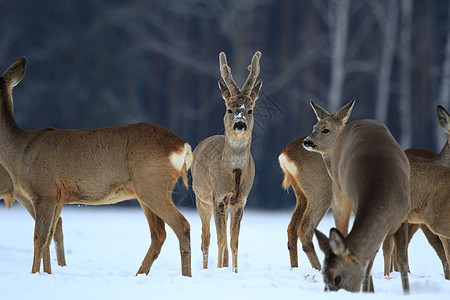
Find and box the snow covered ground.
[1,204,449,299]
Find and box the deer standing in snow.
[191,51,262,273]
[384,105,450,279]
[278,135,331,270]
[0,57,192,276]
[303,99,411,293]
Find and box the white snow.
[1,204,449,299]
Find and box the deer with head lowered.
[0,57,193,276]
[1,165,67,267]
[191,51,262,273]
[303,99,411,293]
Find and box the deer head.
[303,99,355,155]
[315,228,366,292]
[218,51,262,141]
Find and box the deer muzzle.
[303,138,316,150]
[233,121,247,132]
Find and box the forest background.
[1,0,449,209]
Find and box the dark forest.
[1,0,449,209]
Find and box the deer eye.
[322,128,330,134]
[334,276,341,286]
[227,109,233,114]
[248,110,253,115]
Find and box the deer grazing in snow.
[191,51,262,273]
[278,135,331,270]
[384,105,450,279]
[303,99,411,293]
[0,57,193,276]
[1,165,66,267]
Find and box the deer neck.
[0,89,26,164]
[346,215,387,265]
[223,135,252,170]
[321,153,333,178]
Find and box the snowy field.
[1,204,449,299]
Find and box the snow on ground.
[1,204,449,299]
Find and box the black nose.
[234,122,247,131]
[303,139,315,148]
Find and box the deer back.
[279,134,330,197]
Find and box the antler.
[241,51,261,95]
[219,52,240,95]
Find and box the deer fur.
[0,57,193,276]
[303,99,411,293]
[191,51,262,273]
[1,165,66,266]
[278,135,331,270]
[384,105,450,279]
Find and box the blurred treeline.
[1,0,449,209]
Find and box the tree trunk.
[399,0,413,148]
[328,0,351,113]
[436,2,450,148]
[375,0,398,124]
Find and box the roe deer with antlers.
[303,99,411,293]
[384,105,450,279]
[278,135,331,270]
[0,57,193,276]
[191,51,262,273]
[1,165,66,267]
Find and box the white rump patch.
[278,153,298,176]
[170,143,193,171]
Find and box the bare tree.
[374,0,399,123]
[399,0,413,148]
[436,3,450,149]
[327,0,351,113]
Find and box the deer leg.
[196,195,212,269]
[394,223,419,272]
[420,225,448,279]
[439,236,450,280]
[287,187,306,268]
[382,235,395,276]
[393,222,410,294]
[42,204,62,273]
[136,202,166,275]
[298,198,330,271]
[53,216,66,266]
[31,199,56,274]
[213,197,228,269]
[230,204,244,273]
[136,186,191,277]
[331,193,352,236]
[362,256,375,292]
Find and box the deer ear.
[436,105,450,131]
[218,79,231,101]
[329,228,348,256]
[310,101,330,121]
[250,79,262,102]
[2,57,27,88]
[315,229,331,255]
[335,98,355,125]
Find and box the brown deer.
[384,105,449,279]
[406,163,450,273]
[191,51,262,273]
[0,57,193,276]
[303,99,411,293]
[278,135,331,270]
